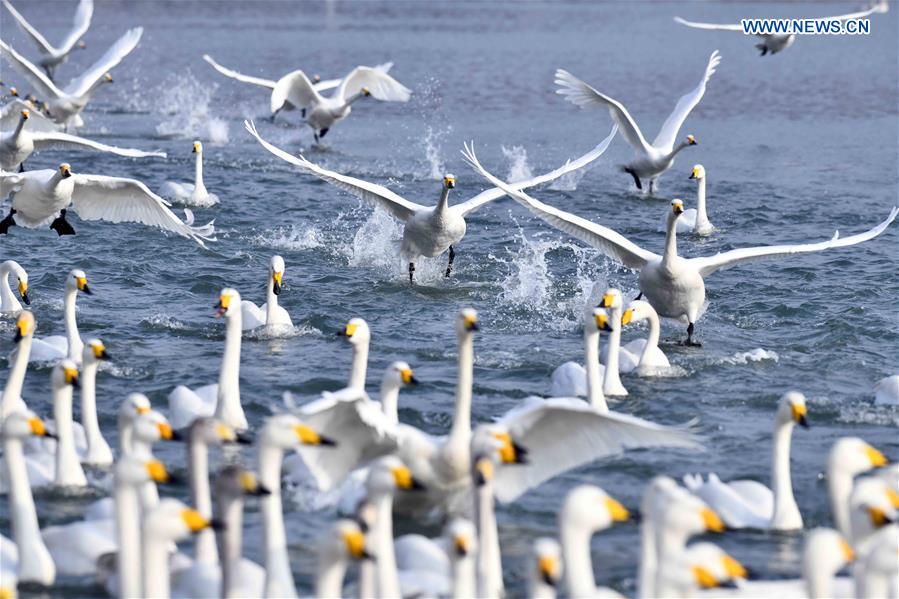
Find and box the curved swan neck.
[5,435,56,585]
[437,187,452,212]
[584,326,608,412]
[561,522,596,598]
[663,215,680,265]
[0,268,18,311]
[115,482,141,598]
[80,360,104,451]
[217,493,244,598]
[346,91,366,106]
[638,311,661,369]
[348,340,369,391]
[13,117,27,138]
[379,380,400,424]
[770,421,800,526]
[63,287,83,361]
[2,334,31,417]
[258,442,298,598]
[374,493,401,598]
[667,141,690,161]
[54,384,87,486]
[188,434,217,563]
[215,312,247,430]
[265,276,278,325]
[476,482,503,598]
[449,331,474,443]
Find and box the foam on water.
[243,323,320,340]
[245,224,326,251]
[140,313,190,332]
[151,72,230,144]
[716,348,780,365]
[501,145,534,183]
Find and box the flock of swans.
[0,0,897,598]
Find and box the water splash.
[501,145,534,183]
[421,126,447,180]
[151,71,229,144]
[716,348,780,365]
[245,224,325,251]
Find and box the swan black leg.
[319,128,329,139]
[301,108,306,118]
[0,208,16,234]
[444,245,455,278]
[648,179,657,195]
[408,262,415,284]
[635,292,643,300]
[624,167,642,190]
[18,162,25,173]
[49,209,76,236]
[682,322,702,347]
[314,132,320,144]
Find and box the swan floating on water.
[23,268,92,364]
[659,164,714,235]
[554,51,720,194]
[241,255,294,331]
[464,144,899,345]
[1,0,92,81]
[0,259,29,314]
[159,140,219,207]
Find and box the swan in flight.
[0,107,165,171]
[0,27,142,128]
[0,259,29,314]
[660,164,714,235]
[247,120,616,282]
[0,163,215,245]
[241,255,294,331]
[555,51,720,194]
[684,391,809,530]
[1,0,92,80]
[158,140,219,207]
[674,1,890,56]
[464,144,899,345]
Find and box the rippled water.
[1,1,897,597]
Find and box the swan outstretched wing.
[0,40,66,99]
[0,172,26,198]
[673,17,743,32]
[202,54,276,89]
[63,27,143,98]
[270,69,323,113]
[692,207,898,277]
[1,0,55,53]
[245,120,424,221]
[30,131,166,158]
[454,125,618,217]
[336,65,412,103]
[1,100,60,132]
[57,0,94,54]
[69,174,215,246]
[555,69,652,155]
[492,397,701,504]
[313,62,393,94]
[822,0,889,21]
[652,50,721,153]
[462,143,658,270]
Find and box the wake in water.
[243,323,321,341]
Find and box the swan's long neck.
[770,420,800,527]
[476,481,503,599]
[348,340,369,391]
[380,380,400,425]
[4,435,55,585]
[194,150,206,192]
[828,470,853,539]
[84,76,109,99]
[662,215,679,267]
[803,552,832,599]
[258,442,298,598]
[316,553,349,599]
[638,311,661,370]
[584,324,608,412]
[452,551,477,599]
[142,530,172,598]
[217,493,244,599]
[79,359,106,459]
[188,433,217,564]
[63,287,83,361]
[561,521,596,598]
[345,91,366,107]
[115,481,141,598]
[436,186,452,214]
[0,268,18,310]
[54,384,87,486]
[666,141,691,162]
[265,275,278,326]
[215,312,247,430]
[374,492,401,598]
[2,334,31,417]
[637,507,657,598]
[13,117,27,140]
[447,331,474,447]
[695,177,710,230]
[603,309,626,396]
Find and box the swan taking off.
[0,28,142,129]
[674,1,889,56]
[158,140,219,207]
[555,50,720,194]
[464,143,899,345]
[0,163,215,246]
[1,0,92,80]
[247,120,616,282]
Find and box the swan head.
[121,392,152,420]
[802,529,853,583]
[192,140,202,154]
[361,87,371,97]
[53,359,80,391]
[337,317,370,346]
[561,485,629,534]
[446,518,477,558]
[672,543,745,591]
[103,72,113,84]
[621,299,655,327]
[366,455,424,497]
[689,165,706,181]
[777,391,809,429]
[532,537,562,588]
[215,288,240,318]
[8,87,18,97]
[312,74,321,83]
[20,109,29,121]
[59,163,73,179]
[849,477,898,533]
[133,410,179,444]
[321,519,370,563]
[828,437,888,480]
[590,307,613,333]
[83,338,110,364]
[12,263,29,305]
[144,499,216,543]
[685,135,697,146]
[261,413,336,450]
[671,199,685,216]
[1,410,53,441]
[188,417,247,447]
[270,255,286,295]
[216,464,272,498]
[443,174,456,189]
[658,488,726,537]
[598,288,624,310]
[13,310,35,342]
[458,307,479,334]
[66,268,91,294]
[115,454,175,487]
[383,361,418,389]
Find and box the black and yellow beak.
[60,163,72,179]
[361,87,371,97]
[146,459,171,483]
[687,135,697,146]
[463,314,479,332]
[29,416,55,439]
[192,142,200,154]
[104,72,113,83]
[672,201,684,215]
[272,271,283,296]
[337,322,358,338]
[215,294,230,317]
[392,465,424,491]
[76,275,91,294]
[453,535,470,557]
[493,432,528,465]
[865,446,888,468]
[18,280,29,305]
[400,368,418,386]
[605,496,630,522]
[702,508,726,533]
[181,508,214,533]
[240,471,272,496]
[294,423,337,447]
[474,457,493,487]
[343,528,370,560]
[443,175,456,189]
[21,109,29,120]
[64,366,80,389]
[538,556,559,587]
[92,343,110,361]
[791,404,809,429]
[594,312,612,332]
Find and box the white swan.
[555,51,720,194]
[559,484,630,598]
[828,437,889,539]
[142,499,216,598]
[0,259,29,314]
[168,288,248,431]
[159,140,220,207]
[1,411,56,586]
[464,145,899,345]
[655,542,747,596]
[246,120,616,282]
[0,28,142,128]
[620,299,671,374]
[241,255,294,331]
[78,338,112,465]
[856,524,899,599]
[0,107,166,171]
[674,1,889,56]
[0,163,215,244]
[596,289,631,394]
[549,302,609,403]
[1,310,33,417]
[263,64,411,142]
[675,165,713,235]
[848,476,898,549]
[393,518,477,599]
[26,268,91,364]
[529,537,562,599]
[874,375,899,405]
[683,391,809,530]
[1,0,92,80]
[470,431,513,599]
[314,519,370,598]
[49,359,87,487]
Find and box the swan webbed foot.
[49,209,76,236]
[0,208,16,234]
[319,127,329,139]
[301,108,306,118]
[313,132,320,144]
[623,167,642,190]
[444,245,455,278]
[408,262,415,284]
